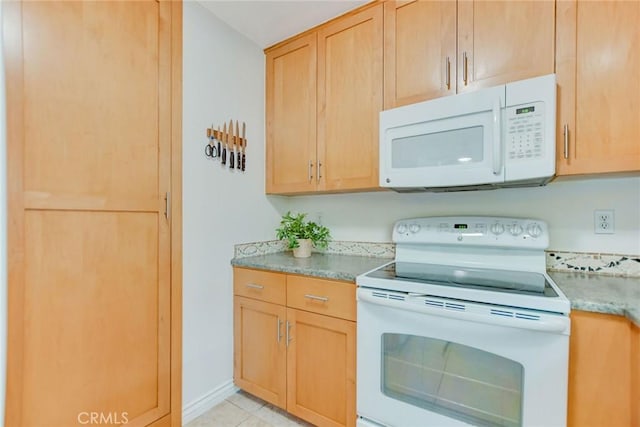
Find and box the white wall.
[182,1,287,415]
[287,176,640,255]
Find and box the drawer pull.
[246,283,264,290]
[286,320,292,347]
[304,294,329,302]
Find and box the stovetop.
[356,216,571,314]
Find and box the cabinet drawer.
[234,268,286,305]
[286,275,356,321]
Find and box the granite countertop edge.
[232,253,640,326]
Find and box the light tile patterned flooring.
[186,390,314,427]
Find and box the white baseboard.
[182,380,239,425]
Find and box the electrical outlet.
[594,210,615,234]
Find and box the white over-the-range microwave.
[379,74,556,192]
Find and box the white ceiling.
[197,0,368,49]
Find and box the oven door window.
[382,333,523,427]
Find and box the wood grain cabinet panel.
[287,275,356,321]
[265,3,383,195]
[568,311,633,427]
[556,0,640,175]
[234,296,288,409]
[266,33,317,194]
[317,4,383,192]
[286,308,356,427]
[384,0,555,108]
[234,268,287,305]
[5,1,182,425]
[233,268,356,427]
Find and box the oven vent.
[490,308,541,321]
[370,291,406,302]
[423,299,466,311]
[371,291,389,299]
[424,299,444,308]
[515,312,541,321]
[444,302,466,311]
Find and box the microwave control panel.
[506,101,544,161]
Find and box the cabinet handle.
[563,124,569,159]
[463,52,469,86]
[286,320,292,347]
[164,192,171,220]
[308,160,313,182]
[317,161,322,182]
[277,317,283,343]
[445,56,451,90]
[304,294,329,302]
[246,283,264,290]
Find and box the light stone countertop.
[549,271,640,325]
[231,253,640,326]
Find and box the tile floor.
[186,390,314,427]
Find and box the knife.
[241,121,246,171]
[216,125,221,160]
[221,122,227,165]
[229,119,235,169]
[236,121,241,169]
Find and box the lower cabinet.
[568,310,636,427]
[233,267,356,427]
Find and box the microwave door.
[380,86,506,189]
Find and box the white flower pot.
[293,239,312,258]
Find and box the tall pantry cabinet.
[3,1,183,425]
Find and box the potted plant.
[276,211,331,258]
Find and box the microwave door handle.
[492,98,502,175]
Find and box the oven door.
[356,288,570,427]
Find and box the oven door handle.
[358,291,569,333]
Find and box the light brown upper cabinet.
[556,0,640,175]
[384,0,556,109]
[4,1,182,425]
[266,4,383,195]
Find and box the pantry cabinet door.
[317,4,383,192]
[234,297,287,409]
[556,0,640,175]
[4,1,180,425]
[457,0,555,93]
[266,33,318,194]
[384,0,456,109]
[286,308,356,427]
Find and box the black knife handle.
[217,141,221,159]
[242,154,246,171]
[230,150,235,168]
[222,148,226,165]
[237,152,242,169]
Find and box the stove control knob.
[509,224,524,236]
[409,224,421,234]
[527,224,543,238]
[490,223,505,235]
[397,223,408,234]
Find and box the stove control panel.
[393,216,549,249]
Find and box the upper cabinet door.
[317,4,383,192]
[384,0,457,109]
[457,0,556,93]
[266,33,317,194]
[556,0,640,175]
